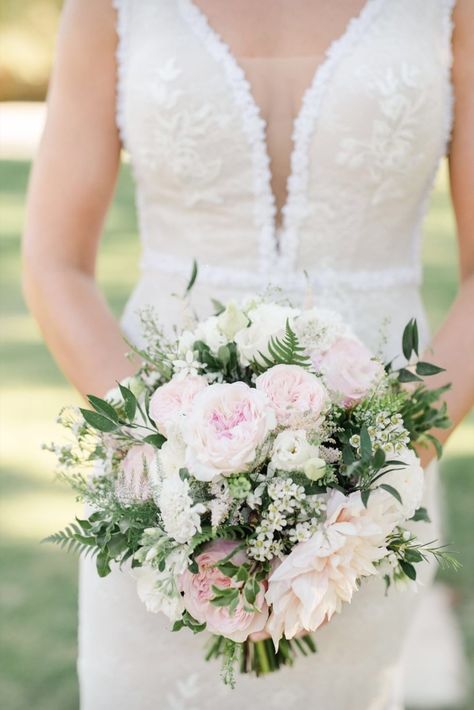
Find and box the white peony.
[270,430,320,473]
[234,303,300,366]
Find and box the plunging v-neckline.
[178,0,386,269]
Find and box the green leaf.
[415,361,445,376]
[342,444,356,465]
[143,433,166,449]
[410,507,431,523]
[211,298,225,316]
[361,489,371,508]
[398,368,423,383]
[217,345,231,368]
[79,408,118,432]
[118,384,137,421]
[424,433,443,459]
[96,550,111,577]
[185,259,198,293]
[405,548,423,563]
[188,559,199,574]
[87,395,119,422]
[216,561,239,577]
[380,483,403,505]
[412,320,419,356]
[399,560,417,581]
[360,424,372,461]
[372,447,386,470]
[402,320,414,360]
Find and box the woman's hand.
[22,0,138,398]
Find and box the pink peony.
[265,490,393,648]
[116,443,157,503]
[149,375,208,437]
[180,540,268,642]
[314,337,384,406]
[182,382,276,481]
[255,364,328,427]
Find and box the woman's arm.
[418,0,474,466]
[22,0,137,398]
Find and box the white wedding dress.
[78,1,457,708]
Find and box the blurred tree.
[0,0,63,101]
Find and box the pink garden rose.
[314,336,384,406]
[149,375,208,437]
[116,443,157,504]
[182,382,277,481]
[180,540,268,642]
[255,364,328,427]
[265,489,393,648]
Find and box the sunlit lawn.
[0,159,473,710]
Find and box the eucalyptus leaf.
[380,483,403,505]
[87,395,119,422]
[80,408,118,433]
[415,361,445,376]
[118,384,137,421]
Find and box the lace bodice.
[114,0,454,301]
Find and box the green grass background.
[0,159,473,709]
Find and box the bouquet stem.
[206,634,317,686]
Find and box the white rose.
[234,303,300,366]
[194,316,227,353]
[303,457,327,481]
[217,301,249,340]
[270,430,319,472]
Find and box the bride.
[22,1,473,708]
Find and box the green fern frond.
[43,522,98,558]
[250,320,311,374]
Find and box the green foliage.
[250,320,311,374]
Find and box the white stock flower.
[158,475,205,544]
[270,430,320,473]
[134,548,188,622]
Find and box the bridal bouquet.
[46,281,456,685]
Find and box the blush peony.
[149,375,208,437]
[265,489,393,648]
[180,540,268,642]
[256,364,328,427]
[182,382,276,481]
[314,336,384,406]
